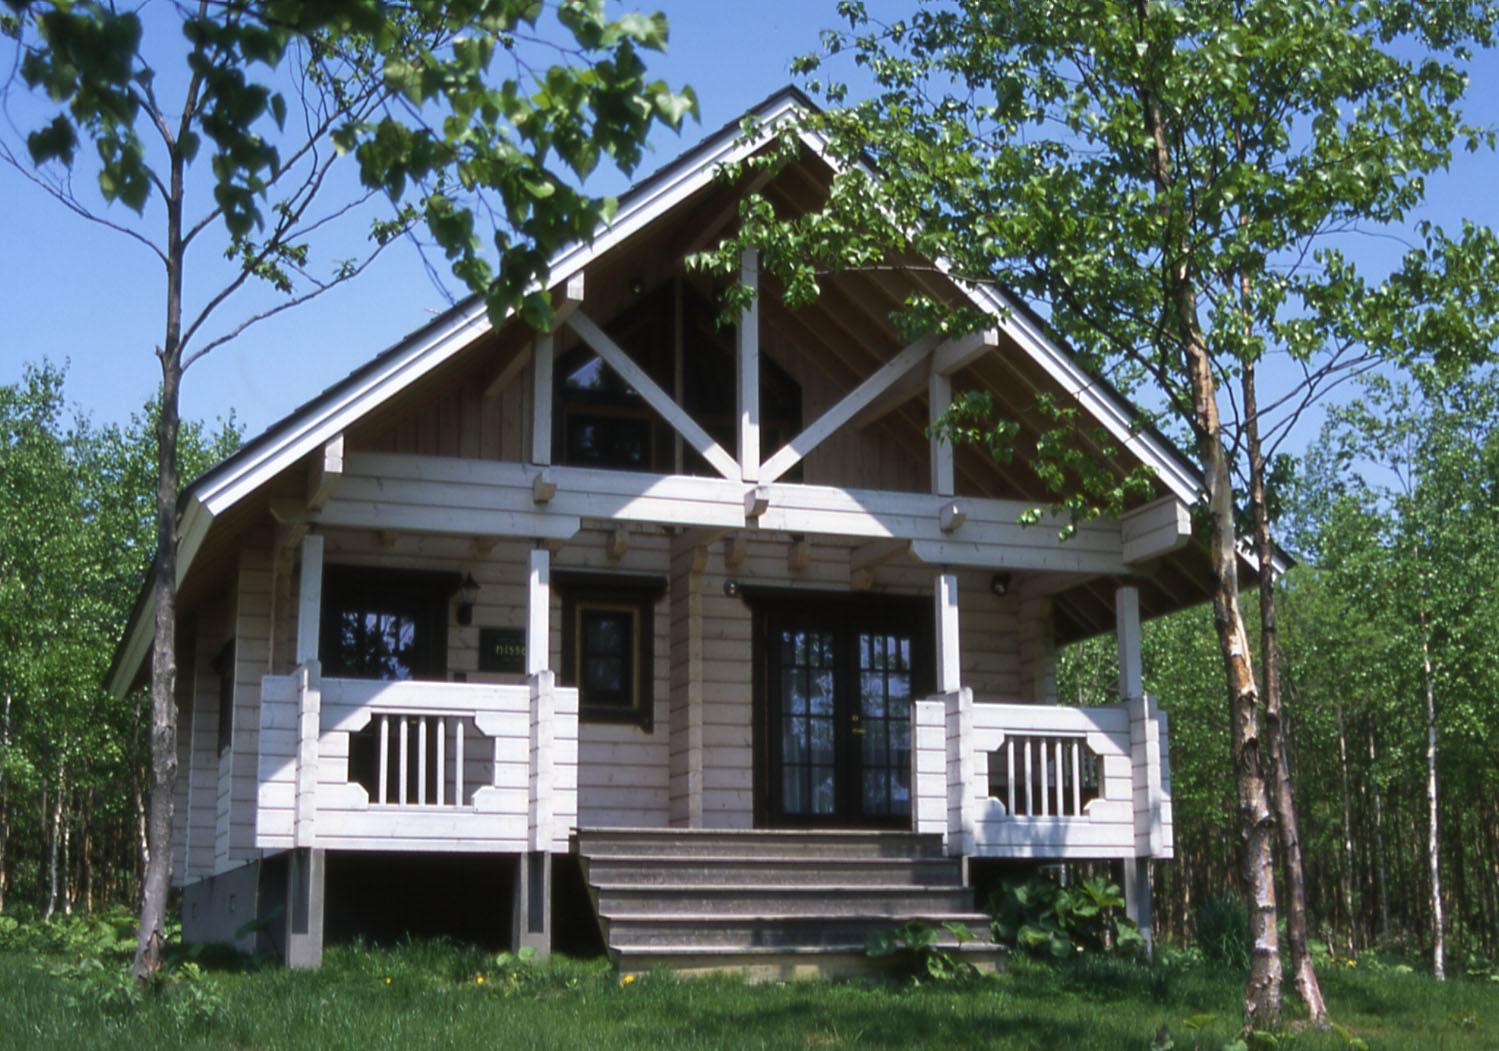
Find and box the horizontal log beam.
[321,451,1132,574]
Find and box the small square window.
[558,573,664,731]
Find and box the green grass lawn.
[0,942,1494,1051]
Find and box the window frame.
[556,571,665,731]
[319,566,457,682]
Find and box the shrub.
[987,874,1144,961]
[1193,894,1250,969]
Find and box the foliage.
[865,919,987,982]
[1194,895,1251,971]
[0,363,238,915]
[5,0,698,330]
[0,938,1492,1050]
[987,874,1144,961]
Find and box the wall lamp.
[723,579,742,599]
[990,573,1013,598]
[455,573,481,626]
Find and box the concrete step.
[582,854,962,887]
[573,827,947,861]
[573,826,997,980]
[592,884,977,917]
[614,942,1008,981]
[601,912,994,950]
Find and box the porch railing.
[913,688,1171,860]
[256,665,577,855]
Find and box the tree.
[3,0,694,976]
[700,0,1499,1028]
[1307,375,1499,979]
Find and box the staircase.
[572,828,1005,979]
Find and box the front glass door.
[758,598,930,827]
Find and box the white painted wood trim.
[760,333,940,484]
[527,546,550,676]
[1121,495,1193,564]
[936,573,961,693]
[929,370,954,498]
[738,247,760,482]
[307,434,344,512]
[932,328,1000,376]
[295,534,324,666]
[531,334,553,467]
[1116,585,1143,701]
[566,309,739,480]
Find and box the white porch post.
[519,543,553,957]
[738,247,760,482]
[526,546,550,676]
[531,334,553,467]
[1116,583,1152,953]
[929,370,954,498]
[935,572,961,694]
[287,532,325,968]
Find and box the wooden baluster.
[1039,738,1049,817]
[377,715,390,805]
[417,717,428,806]
[1054,738,1064,816]
[398,716,409,805]
[436,717,446,807]
[1024,737,1034,816]
[1007,738,1016,816]
[455,718,465,807]
[1072,739,1082,816]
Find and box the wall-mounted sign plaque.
[478,628,526,673]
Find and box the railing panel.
[914,689,1170,861]
[257,673,579,854]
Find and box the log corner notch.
[1120,495,1192,566]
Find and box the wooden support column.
[286,534,326,968]
[527,546,550,675]
[293,534,323,851]
[295,533,323,667]
[1116,584,1142,700]
[935,571,961,694]
[531,333,553,467]
[738,247,760,482]
[668,535,708,828]
[929,370,954,498]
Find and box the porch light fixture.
[990,573,1012,598]
[723,579,741,599]
[455,573,481,626]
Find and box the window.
[554,284,801,476]
[320,568,456,802]
[320,567,454,682]
[557,573,665,730]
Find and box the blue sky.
[2,1,1496,459]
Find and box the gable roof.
[108,86,1227,696]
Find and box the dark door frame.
[747,589,934,829]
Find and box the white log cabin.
[107,88,1247,976]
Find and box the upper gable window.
[555,285,801,475]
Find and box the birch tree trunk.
[1134,9,1280,1021]
[43,761,64,921]
[1242,362,1326,1019]
[1335,696,1357,954]
[1418,608,1445,979]
[1369,727,1391,945]
[133,81,192,978]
